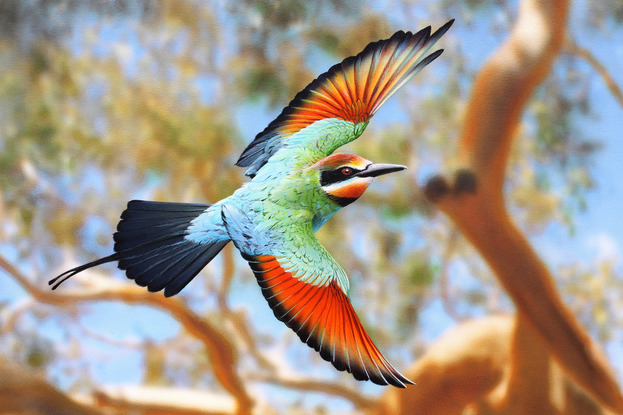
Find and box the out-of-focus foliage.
[0,0,621,413]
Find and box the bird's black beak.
[357,163,407,178]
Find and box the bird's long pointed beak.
[357,163,407,178]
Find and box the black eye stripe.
[320,166,362,186]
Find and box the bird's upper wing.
[236,20,453,177]
[221,205,413,387]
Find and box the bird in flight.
[50,20,453,387]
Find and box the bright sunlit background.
[0,0,622,413]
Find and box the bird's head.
[311,153,406,207]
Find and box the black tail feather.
[49,253,120,290]
[158,240,228,297]
[49,200,228,296]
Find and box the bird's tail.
[49,200,229,297]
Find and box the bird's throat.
[323,177,373,207]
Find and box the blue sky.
[1,2,622,412]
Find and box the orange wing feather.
[243,253,414,387]
[277,28,440,135]
[236,20,454,176]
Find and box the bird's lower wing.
[242,252,414,387]
[221,204,413,386]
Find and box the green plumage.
[51,21,453,387]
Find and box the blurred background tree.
[0,0,622,414]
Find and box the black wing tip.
[387,18,454,44]
[364,368,415,388]
[429,19,454,43]
[347,359,415,388]
[389,374,416,388]
[235,19,454,175]
[330,352,415,388]
[440,18,455,31]
[417,48,445,68]
[250,265,416,388]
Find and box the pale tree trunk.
[372,0,623,413]
[371,315,617,415]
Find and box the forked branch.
[421,0,623,412]
[0,254,254,415]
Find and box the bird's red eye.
[341,167,353,176]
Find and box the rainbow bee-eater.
[50,20,453,387]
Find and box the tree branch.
[566,40,623,108]
[251,374,378,410]
[0,253,255,415]
[423,0,623,411]
[216,246,280,374]
[438,228,468,321]
[3,250,380,412]
[372,316,513,414]
[0,359,105,415]
[94,385,236,415]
